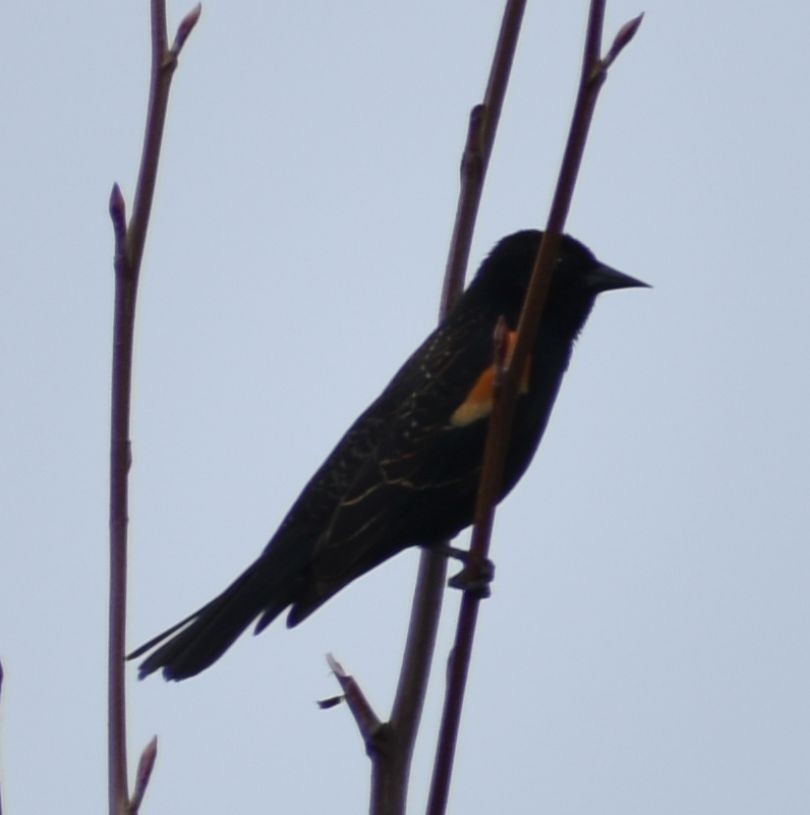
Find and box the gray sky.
[1,1,809,812]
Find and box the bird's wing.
[266,305,490,547]
[283,310,503,622]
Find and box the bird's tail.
[128,557,292,681]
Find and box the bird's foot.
[448,559,494,598]
[435,544,495,598]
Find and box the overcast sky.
[2,2,809,813]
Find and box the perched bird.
[130,230,647,680]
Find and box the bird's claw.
[431,542,495,597]
[447,556,495,598]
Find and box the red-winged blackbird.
[130,230,647,680]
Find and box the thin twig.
[128,737,159,814]
[367,4,527,814]
[108,4,200,814]
[426,4,643,813]
[326,655,386,755]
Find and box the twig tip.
[109,185,127,256]
[140,734,158,764]
[109,183,126,220]
[173,3,202,54]
[129,735,158,813]
[326,652,345,677]
[605,12,644,66]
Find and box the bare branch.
[439,1,527,315]
[378,4,528,813]
[108,4,200,814]
[426,3,643,813]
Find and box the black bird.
[130,230,647,680]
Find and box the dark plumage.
[129,230,647,680]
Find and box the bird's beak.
[588,263,650,292]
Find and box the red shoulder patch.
[450,331,530,427]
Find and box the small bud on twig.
[128,736,158,814]
[172,4,202,55]
[603,12,644,70]
[109,184,127,244]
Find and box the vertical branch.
[108,182,131,815]
[439,0,527,315]
[364,4,528,814]
[425,5,643,815]
[107,4,200,815]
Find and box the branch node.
[161,51,179,73]
[365,721,395,761]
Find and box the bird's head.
[466,229,648,336]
